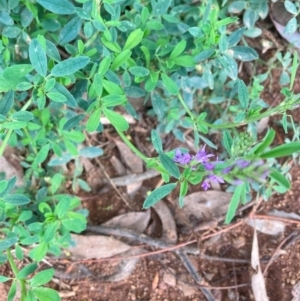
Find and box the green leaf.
[34,144,50,165]
[151,130,163,153]
[230,46,258,61]
[8,281,17,301]
[153,0,172,16]
[169,40,186,60]
[63,131,85,142]
[0,276,9,283]
[0,181,8,195]
[124,29,144,51]
[17,263,38,279]
[269,169,291,190]
[3,64,34,89]
[172,56,195,67]
[261,142,300,158]
[44,222,59,243]
[285,17,297,34]
[225,183,245,224]
[30,269,55,287]
[159,153,180,179]
[2,121,27,130]
[32,287,61,301]
[29,242,48,262]
[194,49,214,62]
[143,183,177,209]
[101,94,127,107]
[0,237,18,251]
[51,56,90,77]
[0,91,14,116]
[36,0,75,14]
[237,79,249,109]
[284,1,297,15]
[103,108,129,131]
[129,66,149,77]
[86,108,101,132]
[62,218,86,233]
[55,196,70,219]
[3,194,30,205]
[11,111,34,122]
[29,39,47,77]
[98,56,111,76]
[111,50,132,71]
[64,138,78,156]
[46,92,67,102]
[253,129,275,155]
[58,17,82,45]
[161,73,178,95]
[222,131,233,155]
[79,147,103,158]
[228,1,247,13]
[179,180,188,208]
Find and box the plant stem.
[0,130,12,157]
[177,93,195,120]
[115,128,149,162]
[6,249,27,301]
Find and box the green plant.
[0,0,299,300]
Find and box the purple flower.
[203,162,215,171]
[173,149,193,165]
[208,174,225,184]
[195,145,214,163]
[201,174,225,190]
[222,165,233,174]
[235,159,250,168]
[201,180,210,190]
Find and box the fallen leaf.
[110,155,126,175]
[101,210,150,233]
[179,191,232,226]
[247,218,285,236]
[163,271,176,287]
[0,155,23,187]
[152,272,159,290]
[69,234,131,259]
[251,228,269,301]
[153,201,177,244]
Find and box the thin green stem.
[177,93,195,120]
[115,128,149,162]
[7,249,27,301]
[0,130,12,157]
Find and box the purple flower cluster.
[173,145,269,191]
[173,146,224,190]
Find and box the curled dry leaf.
[247,218,285,236]
[251,228,269,301]
[101,210,150,233]
[153,200,177,244]
[69,234,131,259]
[179,191,232,226]
[114,139,143,196]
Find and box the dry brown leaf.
[180,191,232,226]
[152,272,159,290]
[69,234,131,259]
[251,228,269,301]
[247,218,285,236]
[268,210,300,221]
[0,156,23,187]
[153,201,177,244]
[101,210,150,233]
